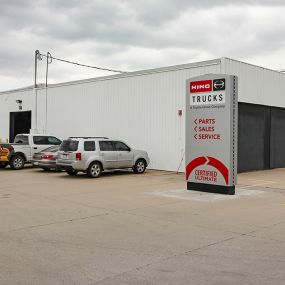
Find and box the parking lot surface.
[0,167,285,285]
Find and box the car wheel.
[10,155,25,170]
[66,169,78,176]
[133,159,146,174]
[87,162,102,178]
[0,162,8,168]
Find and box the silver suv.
[57,137,150,178]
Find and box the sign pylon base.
[187,182,235,195]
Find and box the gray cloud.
[1,0,285,91]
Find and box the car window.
[42,146,59,153]
[113,141,130,151]
[84,141,95,151]
[99,141,114,151]
[14,135,29,144]
[47,136,61,145]
[59,140,79,151]
[33,136,49,145]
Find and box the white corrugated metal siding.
[0,60,221,171]
[222,57,285,108]
[41,61,221,171]
[2,57,285,171]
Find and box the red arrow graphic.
[207,156,229,185]
[194,119,198,124]
[194,134,197,139]
[186,156,229,185]
[194,126,198,132]
[186,156,207,180]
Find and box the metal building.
[1,57,285,172]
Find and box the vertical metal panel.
[270,107,285,168]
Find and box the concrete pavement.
[0,167,285,284]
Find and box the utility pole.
[45,52,52,133]
[34,50,41,88]
[33,50,42,133]
[45,52,52,87]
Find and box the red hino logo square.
[190,80,212,93]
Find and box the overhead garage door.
[238,103,270,172]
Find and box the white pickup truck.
[0,134,62,170]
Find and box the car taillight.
[76,152,81,160]
[42,154,54,159]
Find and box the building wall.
[0,88,34,142]
[223,58,285,108]
[0,60,221,171]
[223,58,285,172]
[238,102,285,172]
[1,58,285,171]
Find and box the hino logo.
[191,84,211,90]
[213,79,225,91]
[190,80,212,93]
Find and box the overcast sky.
[1,0,285,91]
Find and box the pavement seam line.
[89,234,243,285]
[1,212,109,234]
[90,223,285,285]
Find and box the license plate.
[62,154,68,159]
[34,162,39,166]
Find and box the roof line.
[0,58,221,95]
[3,57,285,95]
[222,57,285,75]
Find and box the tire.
[10,155,25,170]
[87,162,102,178]
[66,169,78,176]
[0,162,8,169]
[133,159,146,174]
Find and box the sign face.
[185,74,238,194]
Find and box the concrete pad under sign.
[151,187,265,202]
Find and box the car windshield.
[59,140,79,152]
[42,146,59,153]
